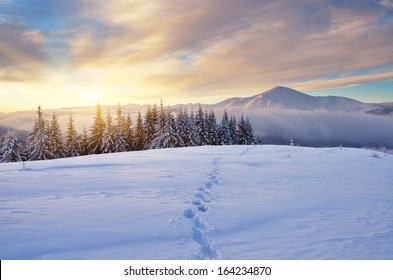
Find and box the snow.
[0,145,392,260]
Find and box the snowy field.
[0,145,392,260]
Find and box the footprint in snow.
[198,204,208,212]
[193,216,207,229]
[192,200,201,206]
[183,208,195,219]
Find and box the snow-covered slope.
[1,145,392,260]
[215,86,384,112]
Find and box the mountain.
[214,86,386,113]
[0,125,29,141]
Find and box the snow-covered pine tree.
[175,108,188,147]
[25,106,54,161]
[143,104,158,149]
[65,114,80,157]
[124,114,135,151]
[187,108,199,146]
[89,103,105,154]
[48,113,65,158]
[218,109,230,145]
[150,101,167,149]
[113,104,129,153]
[134,111,145,150]
[244,116,255,145]
[0,130,24,162]
[205,109,218,145]
[80,126,89,155]
[102,108,115,153]
[228,115,238,145]
[195,105,207,146]
[236,115,247,145]
[161,110,180,148]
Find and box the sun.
[83,92,99,102]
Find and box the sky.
[0,0,393,112]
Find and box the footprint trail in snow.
[183,157,221,259]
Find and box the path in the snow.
[181,146,257,259]
[183,157,221,259]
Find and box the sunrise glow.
[0,1,393,112]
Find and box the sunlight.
[83,92,99,102]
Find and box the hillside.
[1,145,392,260]
[214,86,385,112]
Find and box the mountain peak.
[215,86,382,112]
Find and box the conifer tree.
[89,103,105,154]
[134,111,145,150]
[113,104,128,153]
[124,114,135,151]
[244,117,255,145]
[25,106,54,160]
[0,130,24,162]
[161,110,180,148]
[175,108,189,147]
[80,126,90,155]
[143,104,158,149]
[205,109,218,145]
[187,108,198,146]
[237,115,255,145]
[102,108,115,153]
[228,115,238,145]
[195,105,207,146]
[150,101,167,149]
[48,113,65,158]
[65,114,80,157]
[218,109,230,145]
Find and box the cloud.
[380,0,393,9]
[1,0,393,110]
[0,23,49,82]
[68,0,393,99]
[294,71,393,92]
[243,109,393,148]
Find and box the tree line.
[0,102,258,163]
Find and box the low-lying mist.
[1,106,392,149]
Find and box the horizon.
[1,1,393,112]
[1,85,393,114]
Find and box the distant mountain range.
[213,86,392,114]
[1,86,392,148]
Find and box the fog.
[1,107,392,149]
[243,109,393,148]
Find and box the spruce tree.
[205,109,218,145]
[161,110,180,148]
[89,103,105,154]
[102,108,115,153]
[236,115,255,145]
[218,109,230,145]
[143,104,158,149]
[175,108,188,147]
[65,115,80,157]
[150,101,166,149]
[244,117,255,145]
[228,115,238,145]
[134,111,145,150]
[113,104,128,153]
[25,106,54,161]
[195,105,207,146]
[124,114,135,151]
[187,108,198,146]
[49,113,65,158]
[80,126,90,155]
[0,130,24,162]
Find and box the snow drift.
[1,145,392,260]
